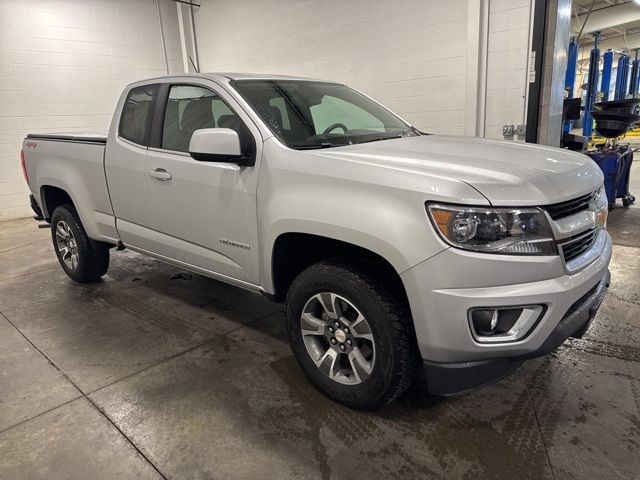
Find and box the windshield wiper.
[289,142,335,150]
[354,127,423,145]
[355,134,404,145]
[406,126,425,136]
[291,128,421,149]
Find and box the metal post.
[189,1,200,72]
[630,50,640,98]
[464,0,489,137]
[601,50,614,101]
[563,38,578,134]
[525,0,548,143]
[582,33,600,138]
[615,54,630,100]
[155,0,169,75]
[177,3,190,73]
[623,56,630,98]
[564,38,577,97]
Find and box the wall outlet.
[502,124,515,138]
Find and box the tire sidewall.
[286,267,400,408]
[51,206,89,282]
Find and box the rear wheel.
[286,259,419,409]
[51,204,109,283]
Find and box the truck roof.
[127,72,338,87]
[217,72,333,82]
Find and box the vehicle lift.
[562,34,636,209]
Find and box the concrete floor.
[1,167,639,479]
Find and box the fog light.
[471,309,499,335]
[469,305,545,343]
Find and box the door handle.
[148,168,172,181]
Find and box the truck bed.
[26,132,107,144]
[23,131,118,244]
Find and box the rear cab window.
[119,84,159,146]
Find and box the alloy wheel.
[55,220,79,271]
[300,292,376,385]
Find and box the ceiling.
[572,0,640,53]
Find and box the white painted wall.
[196,0,469,136]
[195,0,533,142]
[484,0,532,140]
[0,0,183,221]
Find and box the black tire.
[50,204,109,283]
[286,259,420,409]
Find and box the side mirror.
[189,128,243,163]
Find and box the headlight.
[589,186,608,228]
[427,203,557,255]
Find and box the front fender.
[256,138,490,294]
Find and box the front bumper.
[422,270,609,395]
[401,230,612,395]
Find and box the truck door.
[104,83,159,253]
[142,82,262,285]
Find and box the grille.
[543,192,594,220]
[560,228,599,262]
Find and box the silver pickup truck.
[21,73,611,409]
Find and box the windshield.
[231,79,421,149]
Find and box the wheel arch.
[269,231,410,305]
[40,184,75,221]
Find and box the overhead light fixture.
[634,0,640,5]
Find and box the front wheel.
[51,204,110,283]
[286,260,419,409]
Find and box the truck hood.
[311,135,603,205]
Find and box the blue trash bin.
[616,146,636,207]
[586,149,624,209]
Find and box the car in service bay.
[21,73,611,409]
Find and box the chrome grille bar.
[543,191,595,220]
[558,228,604,272]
